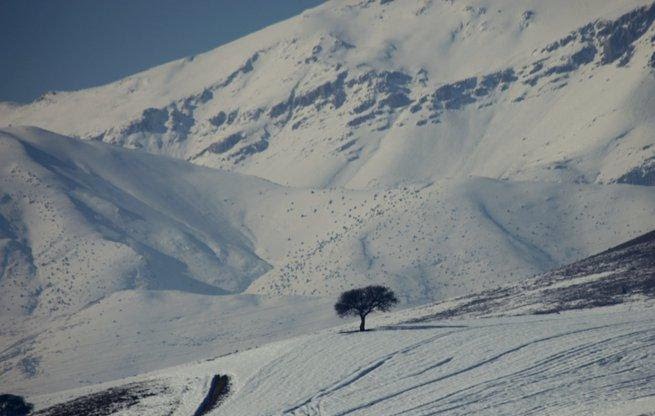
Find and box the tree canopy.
[334,285,399,331]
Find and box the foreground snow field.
[29,303,655,416]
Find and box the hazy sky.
[0,0,324,103]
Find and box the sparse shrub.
[0,394,33,416]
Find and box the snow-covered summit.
[1,0,654,188]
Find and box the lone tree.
[334,285,399,331]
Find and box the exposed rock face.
[616,157,655,186]
[598,3,655,65]
[4,1,654,188]
[205,132,244,154]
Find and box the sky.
[0,0,325,103]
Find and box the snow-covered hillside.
[26,303,655,416]
[2,127,654,396]
[20,229,655,414]
[410,227,655,320]
[2,126,654,318]
[1,0,654,188]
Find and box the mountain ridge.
[1,0,653,188]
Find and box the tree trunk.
[359,315,366,331]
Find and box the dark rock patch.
[615,157,655,186]
[270,71,348,119]
[167,108,194,140]
[347,112,377,127]
[227,110,239,125]
[125,108,168,135]
[215,53,260,90]
[426,68,516,117]
[379,92,412,109]
[337,139,357,152]
[207,132,244,154]
[193,375,230,416]
[598,3,655,65]
[353,99,375,114]
[232,130,270,163]
[209,111,227,128]
[433,77,478,110]
[197,89,213,104]
[540,3,654,73]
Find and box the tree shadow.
[379,324,468,331]
[338,329,371,334]
[338,324,467,334]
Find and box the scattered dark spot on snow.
[347,111,377,127]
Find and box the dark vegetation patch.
[410,229,655,322]
[0,394,33,416]
[33,381,168,416]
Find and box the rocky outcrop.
[615,157,655,186]
[88,3,655,177]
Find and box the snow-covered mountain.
[1,0,654,188]
[2,126,653,320]
[2,0,655,403]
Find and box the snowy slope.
[0,126,276,317]
[409,228,655,320]
[1,0,654,188]
[21,232,655,414]
[2,126,654,319]
[25,303,655,416]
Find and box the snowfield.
[25,229,655,415]
[27,303,655,416]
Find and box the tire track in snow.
[284,329,466,415]
[336,323,628,415]
[389,323,655,415]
